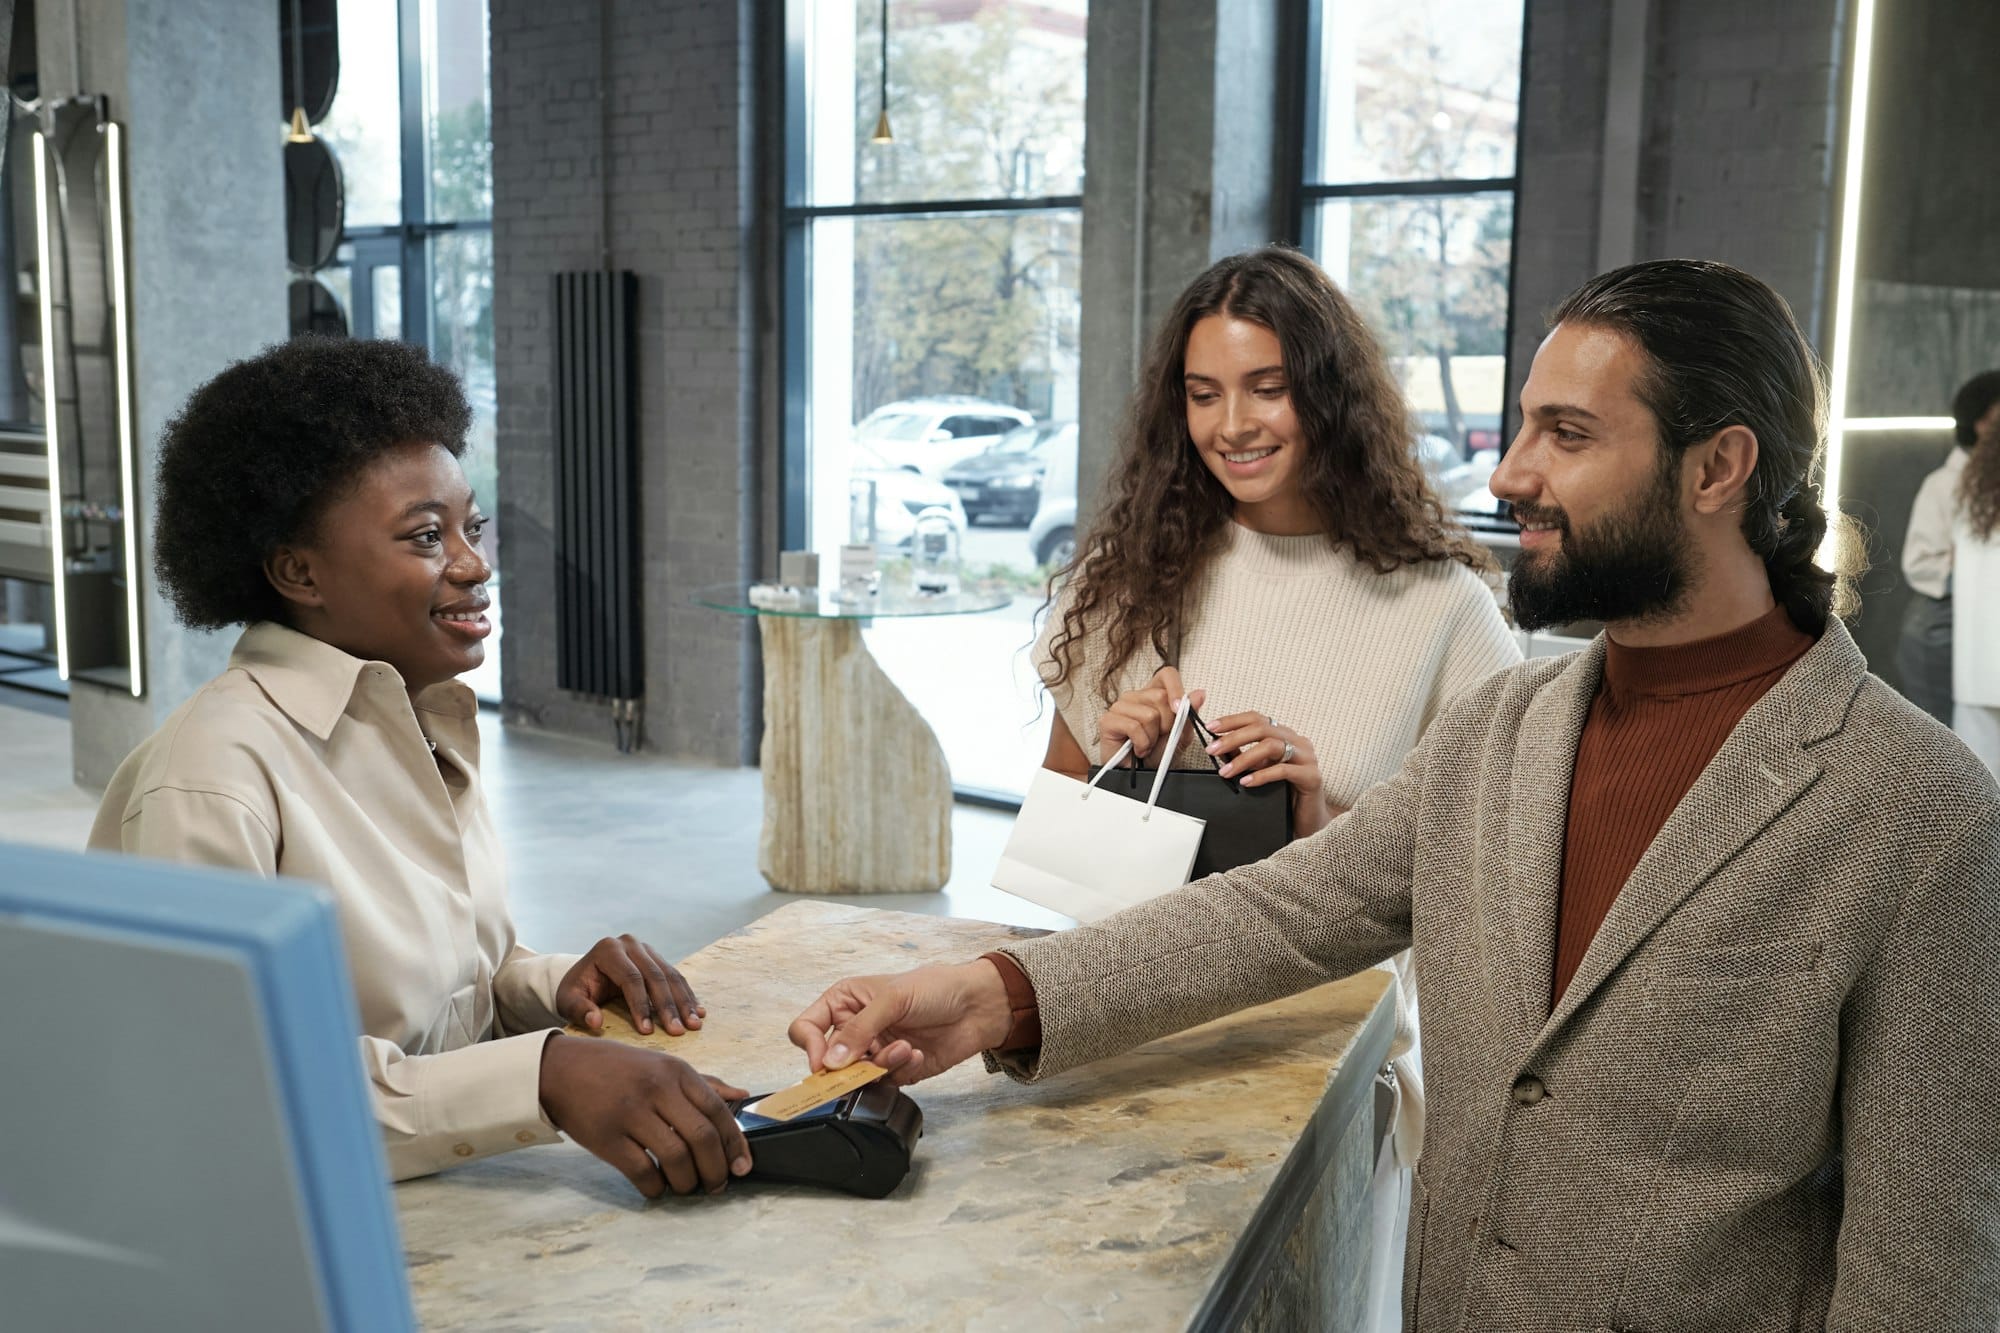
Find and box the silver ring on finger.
[1280,740,1296,765]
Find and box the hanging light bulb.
[285,0,315,143]
[870,1,893,144]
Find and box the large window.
[317,0,499,699]
[1300,0,1525,519]
[784,1,1087,798]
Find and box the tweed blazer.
[997,618,2000,1332]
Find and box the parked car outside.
[852,441,968,556]
[1436,448,1502,516]
[854,396,1034,477]
[1026,434,1077,569]
[1024,429,1487,572]
[1415,432,1503,517]
[943,420,1075,526]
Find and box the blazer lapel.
[1500,640,1604,1048]
[1529,623,1868,1051]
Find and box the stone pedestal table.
[694,582,1011,894]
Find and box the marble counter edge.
[1187,984,1396,1331]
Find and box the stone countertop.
[395,901,1392,1331]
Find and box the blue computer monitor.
[0,841,413,1332]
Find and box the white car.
[852,442,967,556]
[1026,436,1078,569]
[1418,433,1503,516]
[854,397,1034,477]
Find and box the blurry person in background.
[1899,370,2000,722]
[1951,372,2000,776]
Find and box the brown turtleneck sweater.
[1551,603,1813,1004]
[984,604,1818,1048]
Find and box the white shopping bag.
[992,696,1206,922]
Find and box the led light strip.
[1820,0,1878,565]
[31,131,69,682]
[106,123,142,697]
[1842,416,1953,433]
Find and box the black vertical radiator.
[552,270,644,752]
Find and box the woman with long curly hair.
[1952,386,2000,775]
[1029,246,1518,1327]
[1036,245,1517,834]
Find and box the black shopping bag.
[1087,711,1294,880]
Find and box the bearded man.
[790,260,2000,1332]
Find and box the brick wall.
[490,0,761,763]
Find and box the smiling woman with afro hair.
[152,336,473,629]
[92,338,757,1201]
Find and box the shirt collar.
[229,621,476,741]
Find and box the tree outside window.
[1304,0,1524,515]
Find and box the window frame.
[778,1,1085,548]
[333,0,492,347]
[777,0,1087,808]
[1293,0,1532,521]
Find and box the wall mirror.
[33,94,141,695]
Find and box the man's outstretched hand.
[787,960,1015,1086]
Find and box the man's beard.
[1507,454,1698,632]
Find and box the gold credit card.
[744,1061,889,1122]
[562,1000,678,1050]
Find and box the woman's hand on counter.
[557,934,705,1036]
[1099,668,1205,763]
[788,960,1013,1086]
[539,1034,751,1198]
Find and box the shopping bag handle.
[1084,694,1193,820]
[1103,706,1229,781]
[1185,708,1230,778]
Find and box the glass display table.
[693,580,1011,893]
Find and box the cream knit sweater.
[1037,522,1520,806]
[1033,520,1521,1161]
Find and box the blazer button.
[515,1130,538,1145]
[453,1142,475,1157]
[1512,1076,1546,1106]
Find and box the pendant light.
[869,1,893,144]
[286,0,316,143]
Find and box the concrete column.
[42,0,285,788]
[1076,0,1287,532]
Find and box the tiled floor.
[0,690,1069,961]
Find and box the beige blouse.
[89,621,577,1180]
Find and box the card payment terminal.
[728,1081,923,1199]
